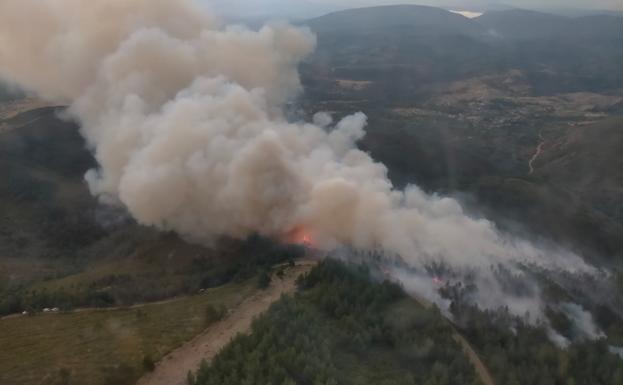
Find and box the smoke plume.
[0,0,600,322]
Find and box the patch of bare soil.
[136,260,316,385]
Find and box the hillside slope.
[476,9,623,39]
[0,107,304,316]
[306,5,485,36]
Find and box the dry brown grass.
[0,279,256,385]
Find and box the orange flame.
[285,226,314,247]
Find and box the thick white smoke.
[0,0,599,322]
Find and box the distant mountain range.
[305,5,623,39]
[305,5,485,37]
[204,0,623,22]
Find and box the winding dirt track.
[408,292,497,385]
[453,332,497,385]
[529,131,546,175]
[136,261,315,385]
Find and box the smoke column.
[0,0,599,321]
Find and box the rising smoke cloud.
[0,0,601,323]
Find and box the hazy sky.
[311,0,623,9]
[204,0,623,19]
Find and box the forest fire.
[286,226,315,248]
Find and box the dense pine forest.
[192,259,623,385]
[191,259,479,385]
[457,305,623,385]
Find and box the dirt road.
[453,332,497,385]
[136,261,315,385]
[528,131,546,175]
[407,290,497,385]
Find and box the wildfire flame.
[286,226,314,247]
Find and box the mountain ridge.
[305,4,486,37]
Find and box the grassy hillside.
[475,9,570,39]
[0,230,303,316]
[476,10,623,39]
[0,278,256,385]
[472,118,623,261]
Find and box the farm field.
[0,279,256,385]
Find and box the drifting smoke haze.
[0,0,603,325]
